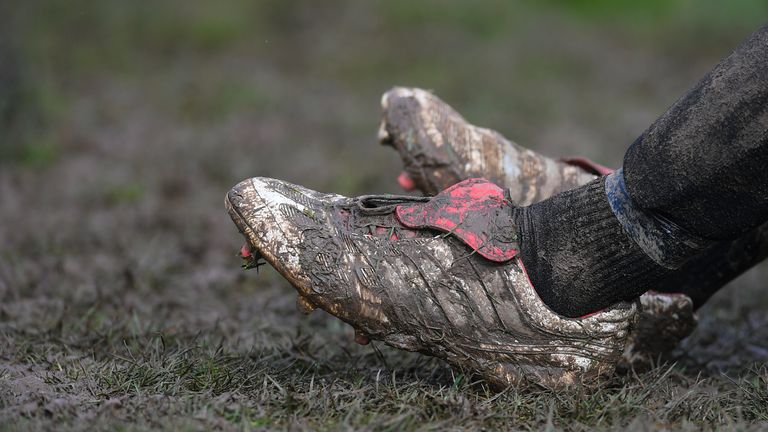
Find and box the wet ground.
[1,1,767,430]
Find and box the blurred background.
[4,0,768,190]
[2,1,768,426]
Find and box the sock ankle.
[515,176,675,318]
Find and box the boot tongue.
[395,178,519,262]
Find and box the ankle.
[515,176,674,317]
[605,169,711,269]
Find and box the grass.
[2,1,768,430]
[4,313,768,430]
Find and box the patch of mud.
[0,363,88,422]
[677,307,768,372]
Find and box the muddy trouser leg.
[518,26,768,317]
[617,25,768,307]
[623,25,768,241]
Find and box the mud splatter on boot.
[618,292,698,372]
[226,177,637,388]
[378,88,700,371]
[379,87,596,203]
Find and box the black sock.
[655,222,768,308]
[515,175,699,318]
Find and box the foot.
[379,87,697,369]
[619,292,698,371]
[378,87,599,203]
[226,177,636,388]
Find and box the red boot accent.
[240,242,252,259]
[561,156,614,176]
[396,178,518,262]
[397,172,416,191]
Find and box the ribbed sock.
[515,175,690,317]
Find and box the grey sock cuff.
[605,169,711,269]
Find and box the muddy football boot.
[378,86,697,370]
[226,177,637,388]
[378,87,600,203]
[624,294,697,371]
[618,292,697,371]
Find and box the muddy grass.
[2,1,768,430]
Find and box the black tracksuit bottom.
[624,25,768,306]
